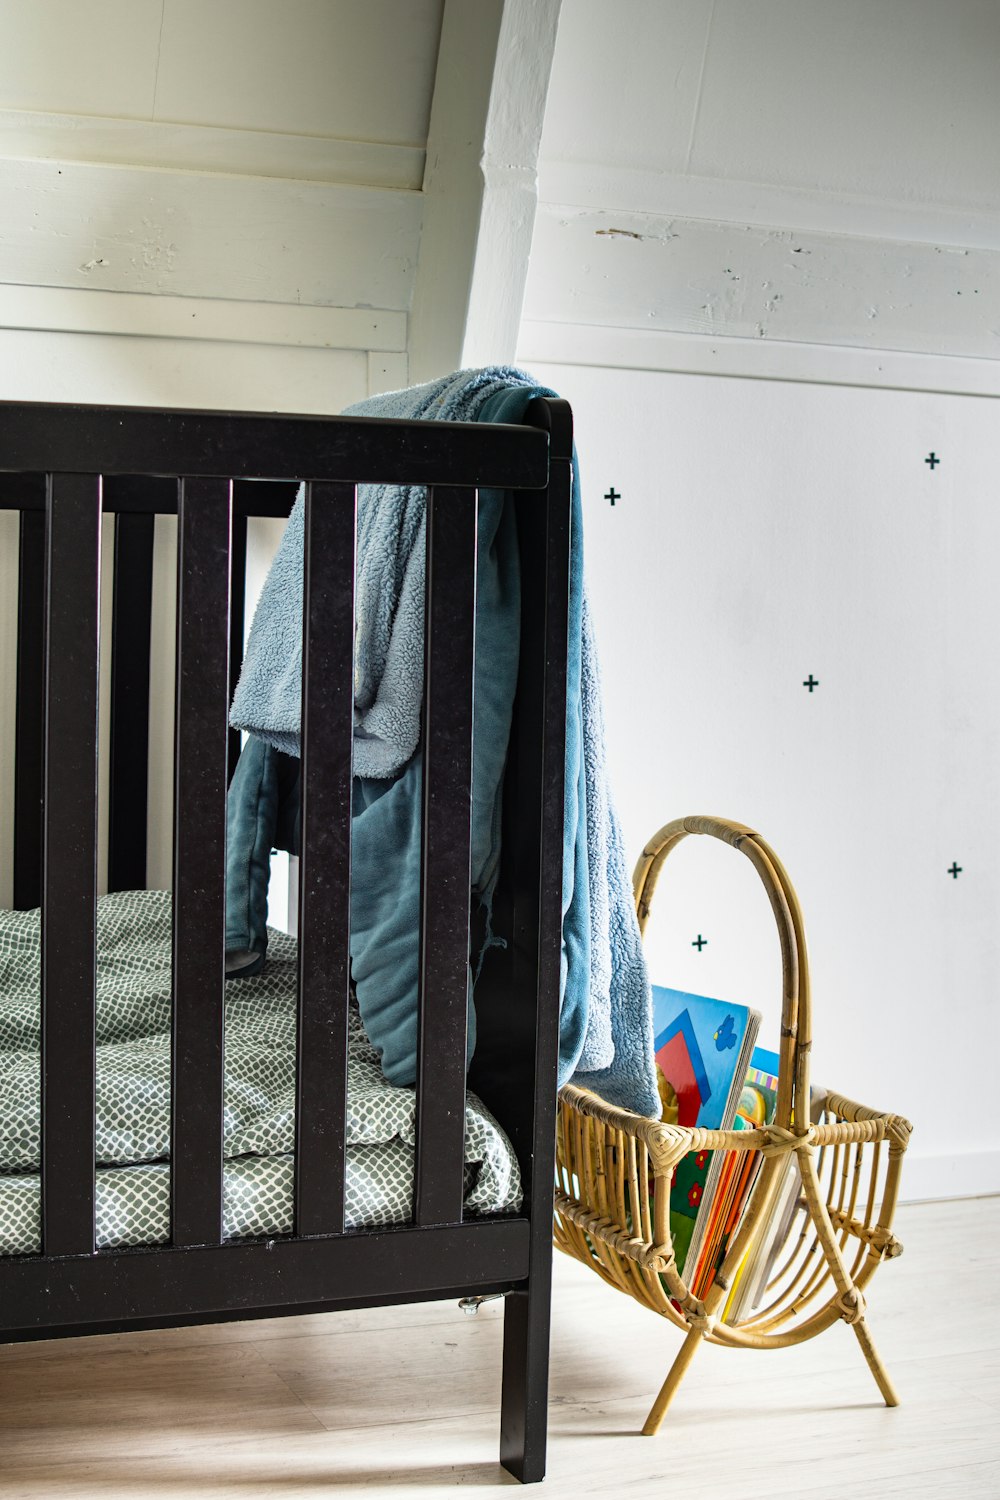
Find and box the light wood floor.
[1,1195,997,1498]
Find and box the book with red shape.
[652,986,761,1278]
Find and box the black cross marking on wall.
[803,674,819,692]
[925,452,940,470]
[605,487,620,506]
[948,862,962,879]
[692,934,708,952]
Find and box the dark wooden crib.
[0,395,572,1483]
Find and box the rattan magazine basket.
[554,815,913,1435]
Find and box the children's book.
[651,986,761,1277]
[685,1049,781,1299]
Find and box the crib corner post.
[497,396,573,1484]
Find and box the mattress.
[0,891,522,1256]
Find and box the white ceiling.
[539,0,1000,212]
[0,0,445,145]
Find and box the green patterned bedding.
[0,890,522,1255]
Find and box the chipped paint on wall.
[525,203,1000,358]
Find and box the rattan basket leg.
[851,1317,900,1408]
[642,1325,703,1436]
[798,1145,900,1408]
[640,1240,744,1436]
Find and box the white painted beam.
[522,202,1000,364]
[0,327,367,411]
[539,161,1000,255]
[0,283,406,352]
[408,0,562,383]
[0,109,425,191]
[517,320,1000,399]
[0,158,421,311]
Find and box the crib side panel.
[1,402,556,1381]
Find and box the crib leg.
[499,1286,551,1483]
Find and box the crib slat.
[170,477,232,1249]
[228,509,248,785]
[413,486,477,1228]
[13,508,45,910]
[41,472,102,1257]
[107,510,155,892]
[294,481,357,1238]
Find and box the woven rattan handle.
[632,815,812,1131]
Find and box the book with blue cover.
[651,985,761,1276]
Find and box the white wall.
[519,0,1000,1202]
[518,357,1000,1204]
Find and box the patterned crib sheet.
[0,890,522,1255]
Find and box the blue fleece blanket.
[230,368,658,1118]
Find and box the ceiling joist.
[408,0,563,384]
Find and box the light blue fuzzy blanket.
[230,367,658,1118]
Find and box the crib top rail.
[0,399,550,489]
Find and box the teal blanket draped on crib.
[228,367,658,1119]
